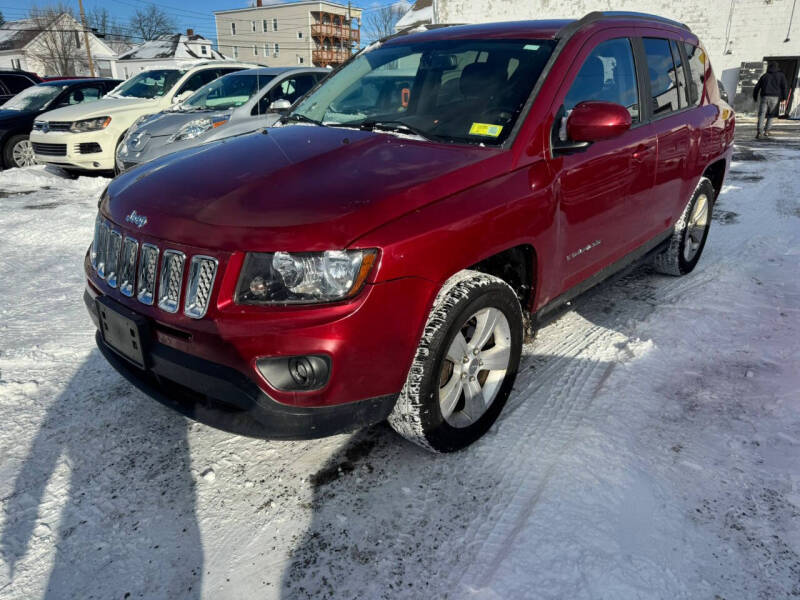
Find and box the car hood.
[103,124,507,252]
[39,96,163,121]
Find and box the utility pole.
[77,0,95,77]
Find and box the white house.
[0,13,118,78]
[115,30,227,78]
[398,0,800,115]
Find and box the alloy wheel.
[438,307,512,428]
[12,139,36,168]
[683,192,709,262]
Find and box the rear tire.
[654,177,714,276]
[388,270,524,453]
[3,135,37,169]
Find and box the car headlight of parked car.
[235,250,378,305]
[70,116,111,133]
[169,115,230,143]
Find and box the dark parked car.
[85,13,734,452]
[0,70,42,105]
[0,78,121,169]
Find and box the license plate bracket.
[96,296,149,369]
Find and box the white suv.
[30,62,255,173]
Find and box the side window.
[0,80,9,96]
[178,70,216,95]
[670,40,689,108]
[643,37,681,116]
[563,38,640,122]
[3,74,34,93]
[683,43,705,106]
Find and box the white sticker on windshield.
[523,44,541,51]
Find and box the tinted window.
[683,43,705,106]
[64,85,103,105]
[643,38,681,116]
[670,40,689,108]
[1,74,35,93]
[178,70,219,94]
[563,38,640,122]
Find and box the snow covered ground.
[1,128,799,599]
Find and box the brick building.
[400,0,800,115]
[214,0,361,68]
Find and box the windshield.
[111,69,185,99]
[181,73,275,111]
[290,38,555,145]
[3,85,65,112]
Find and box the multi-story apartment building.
[214,0,361,69]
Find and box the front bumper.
[30,129,115,170]
[87,290,398,439]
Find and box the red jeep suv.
[85,12,734,452]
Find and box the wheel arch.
[468,243,538,312]
[702,158,727,201]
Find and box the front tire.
[654,177,714,276]
[388,271,524,453]
[3,135,37,169]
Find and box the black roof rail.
[557,11,691,39]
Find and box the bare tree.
[27,4,87,77]
[362,1,410,42]
[129,3,176,41]
[88,6,131,53]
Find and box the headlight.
[70,116,111,133]
[235,249,378,305]
[169,115,229,143]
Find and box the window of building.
[683,42,705,106]
[262,19,268,32]
[11,58,21,70]
[272,18,278,31]
[297,31,303,39]
[643,37,681,116]
[233,46,239,58]
[201,45,208,55]
[563,37,640,123]
[264,42,269,56]
[274,43,279,55]
[253,45,258,56]
[251,20,256,32]
[75,31,81,48]
[298,55,304,64]
[231,22,236,35]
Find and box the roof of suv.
[227,67,329,77]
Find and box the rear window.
[643,38,682,116]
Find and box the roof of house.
[0,18,45,52]
[214,1,359,15]
[394,0,433,32]
[117,33,224,61]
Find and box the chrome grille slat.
[184,256,218,319]
[105,231,123,288]
[96,222,110,278]
[137,243,159,305]
[157,250,185,313]
[119,237,138,297]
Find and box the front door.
[550,35,658,293]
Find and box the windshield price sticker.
[469,123,503,137]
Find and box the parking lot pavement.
[1,134,799,599]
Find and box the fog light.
[256,355,330,391]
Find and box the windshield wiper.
[281,113,325,126]
[358,120,433,140]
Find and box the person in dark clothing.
[753,62,789,138]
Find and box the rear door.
[637,33,695,233]
[551,33,658,292]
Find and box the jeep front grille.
[137,243,159,305]
[119,238,138,297]
[158,250,185,313]
[184,256,218,319]
[90,216,219,318]
[105,231,123,288]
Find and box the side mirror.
[269,99,291,112]
[172,90,193,104]
[566,101,632,143]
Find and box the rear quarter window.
[683,42,705,106]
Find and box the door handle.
[632,145,653,163]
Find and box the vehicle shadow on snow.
[279,262,664,599]
[0,350,203,598]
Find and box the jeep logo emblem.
[125,210,148,228]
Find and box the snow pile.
[0,139,798,599]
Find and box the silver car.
[116,67,328,172]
